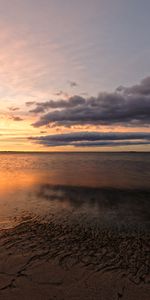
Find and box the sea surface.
[0,152,150,230]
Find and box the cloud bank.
[29,132,150,148]
[30,77,150,128]
[29,96,85,113]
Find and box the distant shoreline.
[0,151,150,154]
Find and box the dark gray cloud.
[31,77,150,128]
[74,141,150,147]
[29,131,150,148]
[30,96,85,113]
[116,77,150,96]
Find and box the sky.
[0,0,150,151]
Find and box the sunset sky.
[0,0,150,151]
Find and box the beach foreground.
[0,213,150,300]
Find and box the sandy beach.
[0,212,150,300]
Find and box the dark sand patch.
[0,214,150,299]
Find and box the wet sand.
[0,213,150,300]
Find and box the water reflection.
[35,184,150,228]
[0,153,150,229]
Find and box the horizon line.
[0,150,149,154]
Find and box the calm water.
[0,152,150,229]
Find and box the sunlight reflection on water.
[0,152,149,229]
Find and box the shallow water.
[0,152,150,229]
